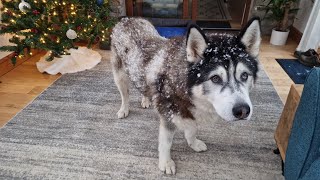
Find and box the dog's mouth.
[235,117,249,121]
[223,117,251,123]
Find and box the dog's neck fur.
[152,36,220,121]
[151,37,198,120]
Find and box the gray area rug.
[0,50,284,179]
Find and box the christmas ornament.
[32,10,40,15]
[94,36,101,43]
[50,35,57,42]
[19,0,31,12]
[66,29,77,39]
[77,26,82,31]
[96,0,107,6]
[13,52,19,57]
[31,28,39,33]
[5,11,13,16]
[52,24,60,30]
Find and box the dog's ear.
[186,25,208,63]
[238,17,261,58]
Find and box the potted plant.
[261,0,299,45]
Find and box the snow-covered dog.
[111,17,261,174]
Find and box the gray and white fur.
[111,17,261,174]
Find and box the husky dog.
[111,17,261,174]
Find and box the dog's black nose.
[232,104,250,120]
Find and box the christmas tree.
[0,0,116,64]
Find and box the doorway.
[125,0,251,29]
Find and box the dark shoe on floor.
[302,49,319,57]
[297,49,320,67]
[294,51,302,58]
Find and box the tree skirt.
[0,34,13,59]
[36,47,101,75]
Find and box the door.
[125,0,252,29]
[126,0,189,19]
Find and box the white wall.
[293,0,314,33]
[296,0,320,51]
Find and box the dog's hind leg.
[183,120,207,152]
[111,47,129,119]
[158,119,176,174]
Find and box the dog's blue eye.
[241,72,248,81]
[210,75,222,84]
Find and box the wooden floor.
[0,36,300,127]
[260,37,298,103]
[0,52,61,127]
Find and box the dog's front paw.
[141,97,151,108]
[117,108,129,119]
[189,139,207,152]
[159,159,176,175]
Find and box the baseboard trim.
[0,49,41,77]
[289,26,302,44]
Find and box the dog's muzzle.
[232,103,250,120]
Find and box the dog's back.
[111,17,166,65]
[111,18,161,47]
[111,18,167,93]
